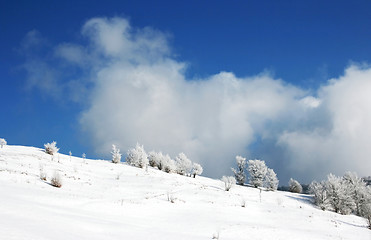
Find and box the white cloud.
[300,96,321,108]
[54,43,86,66]
[278,65,371,182]
[21,17,371,183]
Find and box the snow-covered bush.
[221,176,236,191]
[309,180,329,210]
[126,143,148,168]
[247,159,267,188]
[39,165,47,181]
[289,178,303,193]
[240,198,246,207]
[175,152,192,176]
[231,155,246,185]
[44,141,59,155]
[265,168,279,191]
[111,144,122,164]
[191,163,203,178]
[0,138,7,148]
[51,171,62,188]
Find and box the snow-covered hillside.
[0,145,370,239]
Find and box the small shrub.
[0,138,7,148]
[51,171,62,188]
[221,176,236,191]
[111,144,122,164]
[241,198,246,207]
[116,172,123,180]
[167,192,176,203]
[289,178,303,193]
[44,141,59,155]
[39,165,47,181]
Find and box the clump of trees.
[0,138,7,148]
[289,178,303,193]
[309,172,371,229]
[44,141,59,155]
[126,143,148,168]
[247,159,279,191]
[229,156,279,191]
[126,143,203,178]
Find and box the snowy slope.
[0,145,370,240]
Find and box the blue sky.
[1,1,371,183]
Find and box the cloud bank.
[21,17,371,183]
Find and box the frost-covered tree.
[265,168,279,191]
[360,197,371,229]
[126,143,148,168]
[0,138,7,148]
[326,173,355,215]
[175,152,192,176]
[247,159,267,188]
[342,173,371,228]
[342,172,369,215]
[289,178,303,193]
[111,144,122,164]
[44,141,59,155]
[148,151,159,168]
[191,163,203,178]
[162,154,176,173]
[310,172,371,221]
[221,176,236,191]
[156,152,165,170]
[231,155,246,185]
[309,180,330,210]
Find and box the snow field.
[0,145,370,239]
